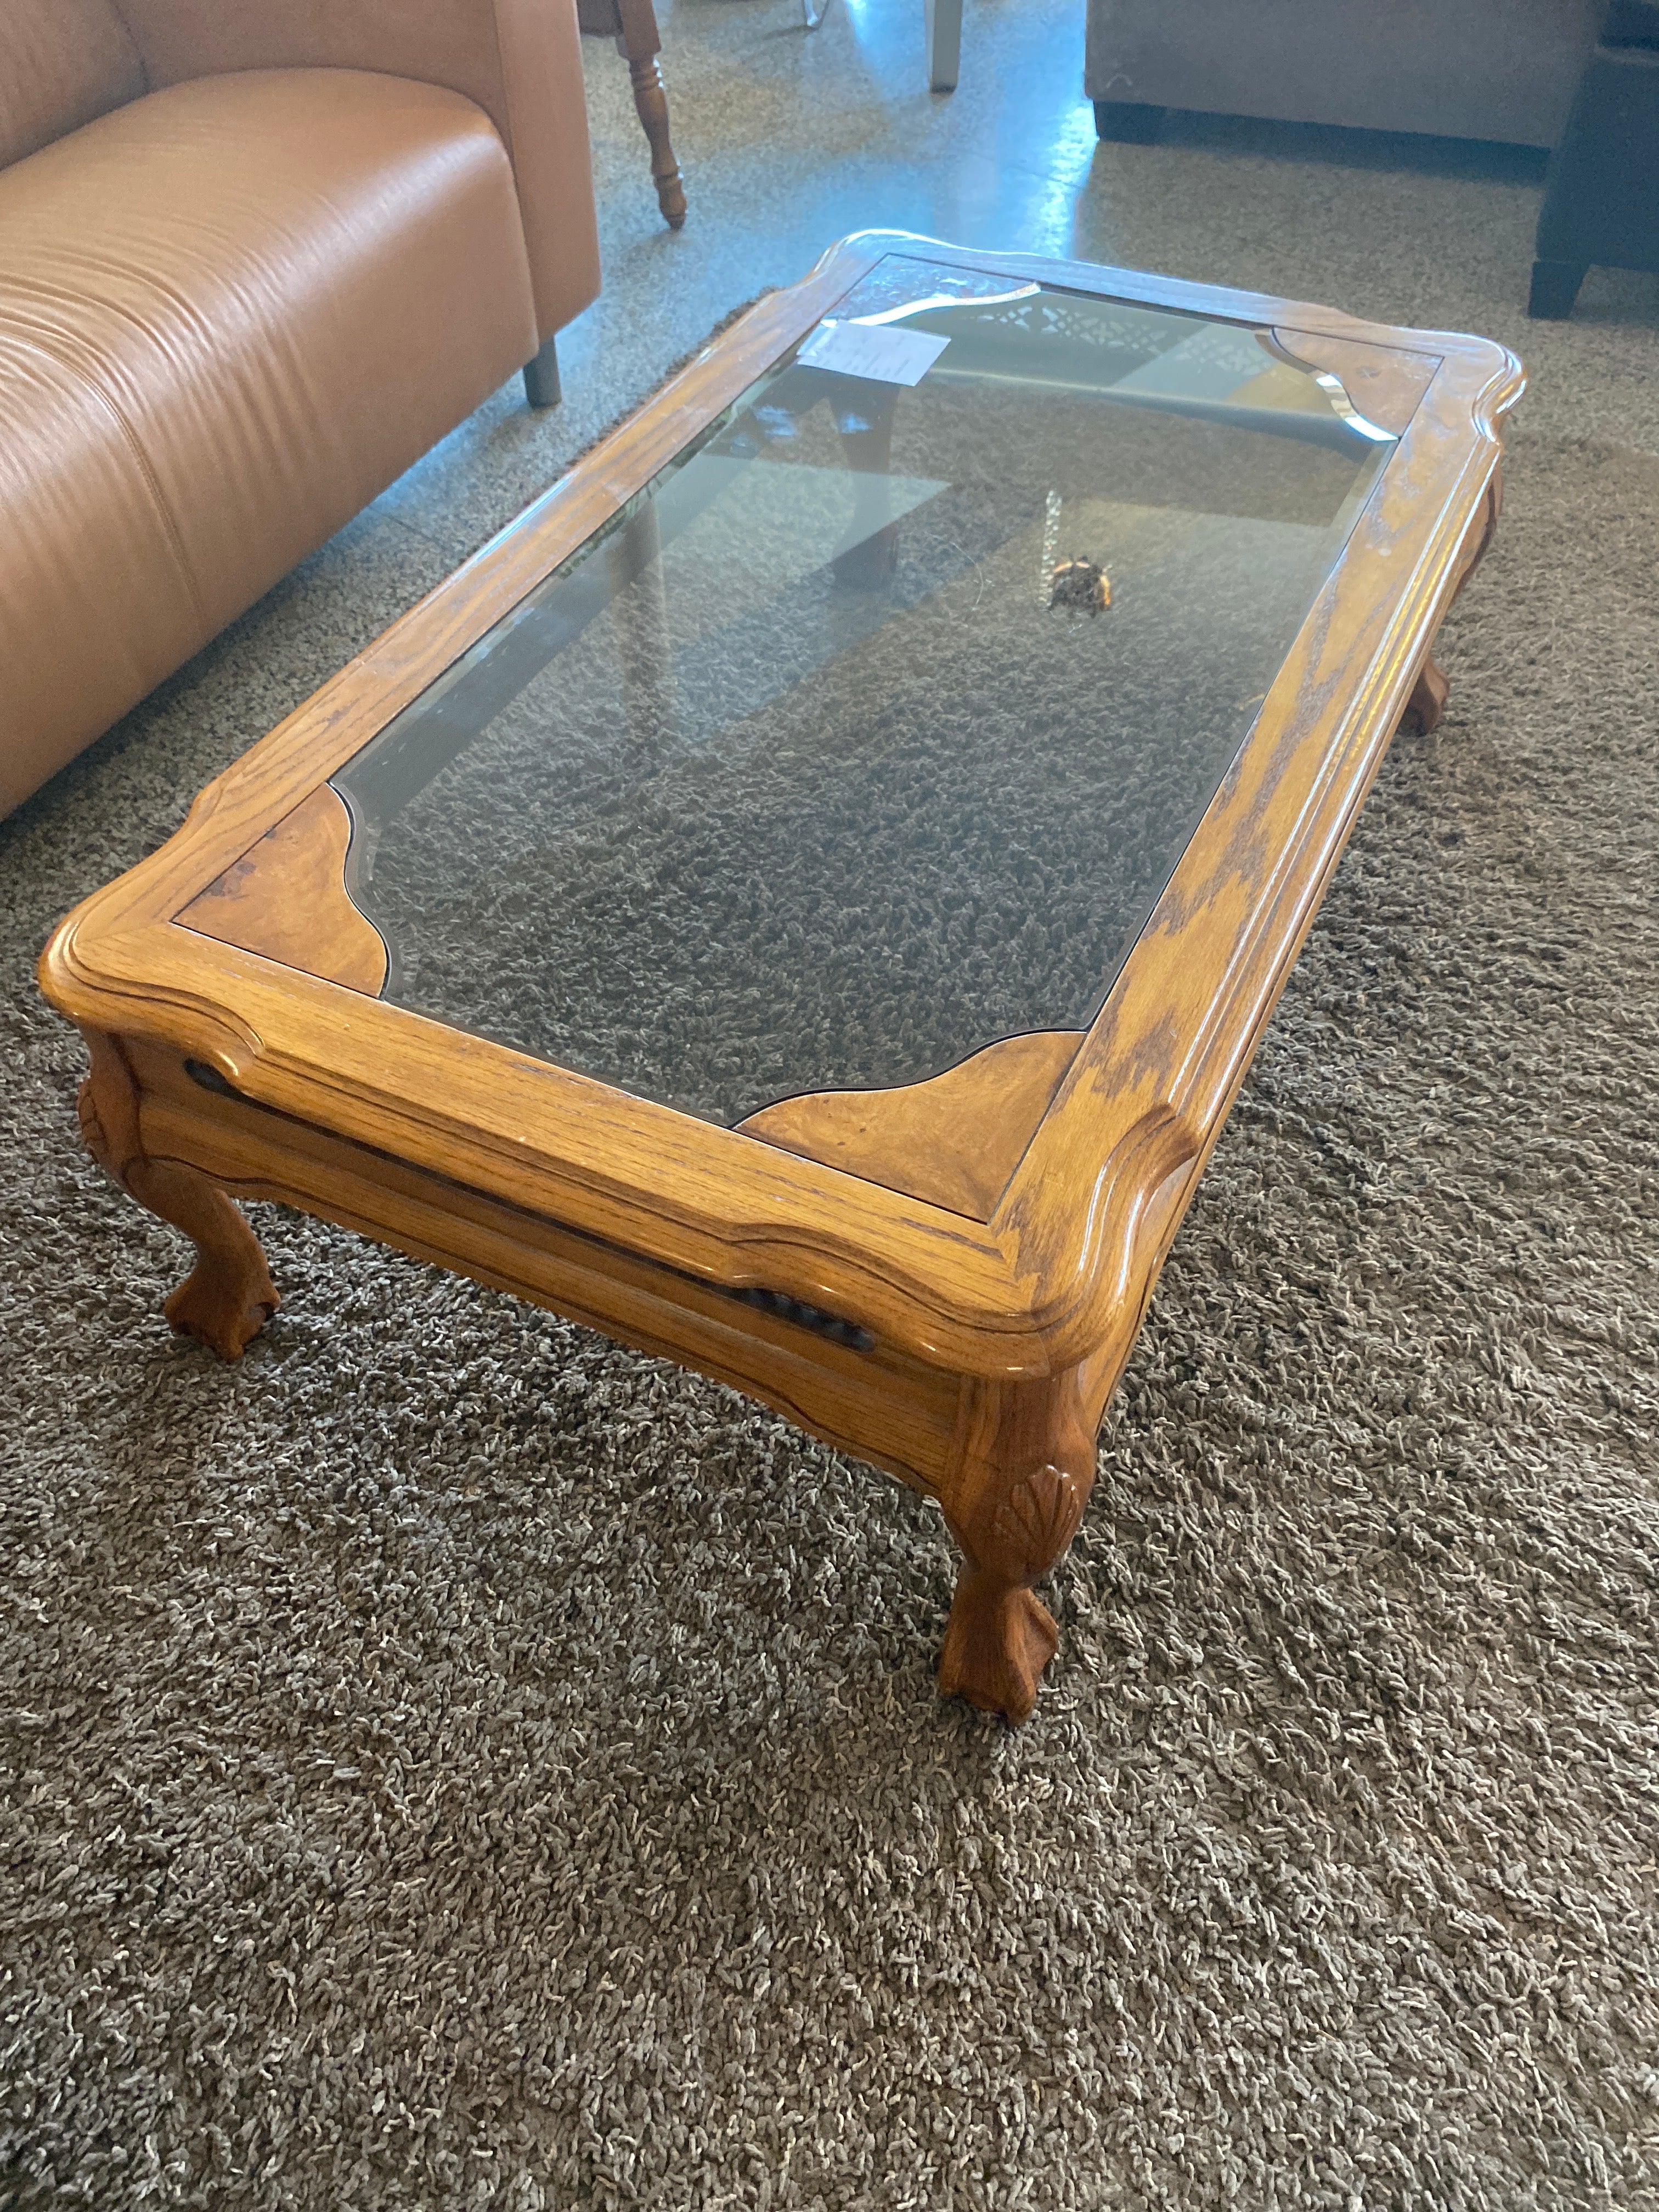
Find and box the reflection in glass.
[333,256,1396,1127]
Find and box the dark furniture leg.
[1530,18,1659,318]
[1094,100,1165,143]
[523,334,561,410]
[926,0,962,93]
[831,390,901,589]
[1528,258,1590,318]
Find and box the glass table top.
[331,253,1398,1128]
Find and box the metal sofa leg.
[927,0,962,92]
[523,334,562,409]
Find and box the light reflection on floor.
[371,0,1582,569]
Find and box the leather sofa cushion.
[0,69,539,815]
[91,0,603,342]
[0,0,146,170]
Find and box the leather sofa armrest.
[112,0,600,337]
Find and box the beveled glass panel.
[332,254,1396,1127]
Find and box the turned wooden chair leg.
[938,1370,1098,1723]
[523,334,562,410]
[583,0,685,228]
[77,1031,279,1362]
[627,49,686,229]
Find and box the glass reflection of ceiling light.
[1314,369,1394,444]
[851,285,1041,327]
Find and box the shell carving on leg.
[938,1369,1099,1724]
[992,1464,1088,1585]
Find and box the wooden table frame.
[40,234,1522,1723]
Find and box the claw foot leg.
[1401,652,1449,735]
[938,1369,1097,1724]
[139,1159,279,1358]
[939,1571,1059,1725]
[77,1030,279,1361]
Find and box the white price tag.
[797,318,951,387]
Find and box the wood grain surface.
[177,785,388,994]
[39,232,1525,1718]
[739,1031,1082,1220]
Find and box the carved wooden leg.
[938,1369,1098,1724]
[77,1030,278,1361]
[1399,473,1499,737]
[628,54,686,229]
[1401,652,1450,735]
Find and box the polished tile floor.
[372,0,1655,594]
[57,0,1658,851]
[378,0,1118,565]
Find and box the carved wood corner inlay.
[1269,326,1440,439]
[738,1030,1083,1220]
[176,785,388,995]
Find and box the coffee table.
[40,234,1523,1722]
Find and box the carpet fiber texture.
[4,66,1659,2212]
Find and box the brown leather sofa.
[0,0,601,817]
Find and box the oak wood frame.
[40,233,1523,1722]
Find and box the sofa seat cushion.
[0,67,539,814]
